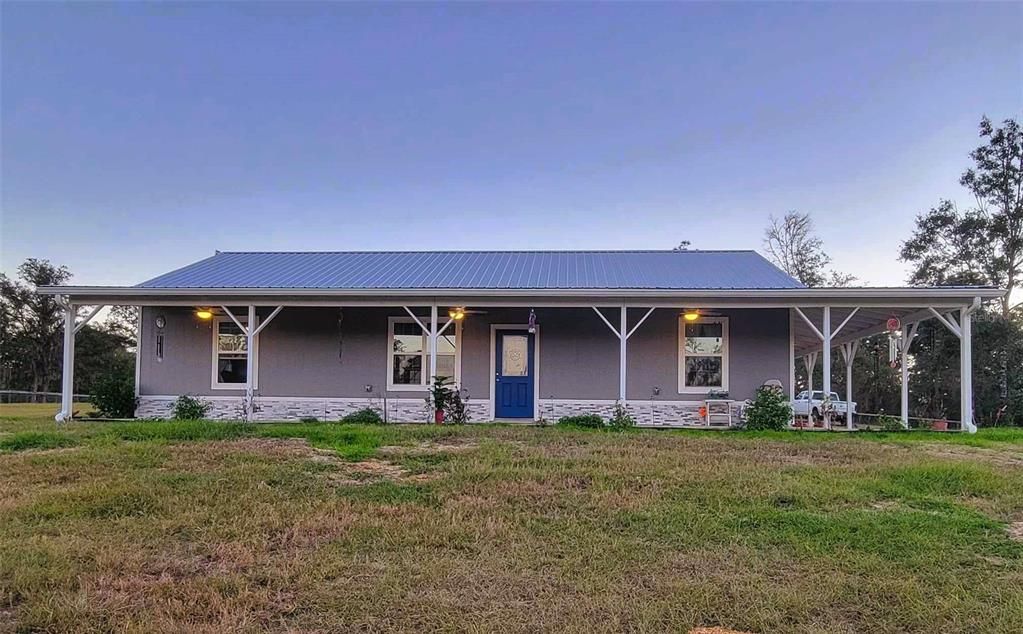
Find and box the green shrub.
[878,414,905,431]
[341,407,384,424]
[608,402,636,429]
[558,414,605,428]
[444,390,470,424]
[744,385,793,431]
[172,395,211,420]
[299,416,319,423]
[90,371,138,418]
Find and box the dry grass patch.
[919,442,1023,468]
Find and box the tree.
[762,212,893,415]
[0,259,72,398]
[106,305,139,342]
[900,116,1023,425]
[74,323,135,393]
[961,117,1023,318]
[763,211,856,287]
[0,258,137,399]
[901,117,1022,318]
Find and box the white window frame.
[678,316,729,393]
[211,315,258,390]
[386,316,461,391]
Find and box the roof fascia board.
[37,285,1004,301]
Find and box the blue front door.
[495,330,535,418]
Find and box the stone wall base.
[137,396,739,427]
[538,399,744,427]
[136,396,490,423]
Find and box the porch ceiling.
[36,285,998,357]
[791,305,971,357]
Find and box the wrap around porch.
[42,287,1002,432]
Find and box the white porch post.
[804,353,816,395]
[821,306,832,427]
[961,306,975,433]
[900,323,910,429]
[788,311,795,398]
[245,305,256,421]
[841,341,858,431]
[56,302,76,422]
[428,304,438,382]
[619,305,627,403]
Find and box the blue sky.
[2,2,1020,287]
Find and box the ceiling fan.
[447,306,488,320]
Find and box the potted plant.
[428,376,452,424]
[931,418,949,431]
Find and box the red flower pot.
[434,409,445,424]
[931,420,948,431]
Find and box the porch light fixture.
[683,310,700,322]
[194,308,214,320]
[448,307,466,321]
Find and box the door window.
[502,335,528,376]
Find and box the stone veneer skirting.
[136,396,740,427]
[136,395,490,423]
[537,399,744,427]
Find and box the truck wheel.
[811,408,821,423]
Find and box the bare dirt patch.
[919,444,1023,468]
[17,446,82,457]
[377,437,479,456]
[329,458,440,485]
[348,457,407,478]
[1008,521,1023,542]
[166,438,435,486]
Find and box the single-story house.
[41,250,1002,431]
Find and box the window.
[679,317,728,392]
[387,317,459,389]
[212,317,257,389]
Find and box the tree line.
[763,116,1021,426]
[0,260,136,399]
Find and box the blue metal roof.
[136,250,804,290]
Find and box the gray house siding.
[137,305,790,420]
[140,307,434,399]
[626,307,790,401]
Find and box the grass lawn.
[1,416,1021,633]
[0,402,93,419]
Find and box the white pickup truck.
[792,390,857,423]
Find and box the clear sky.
[2,2,1021,287]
